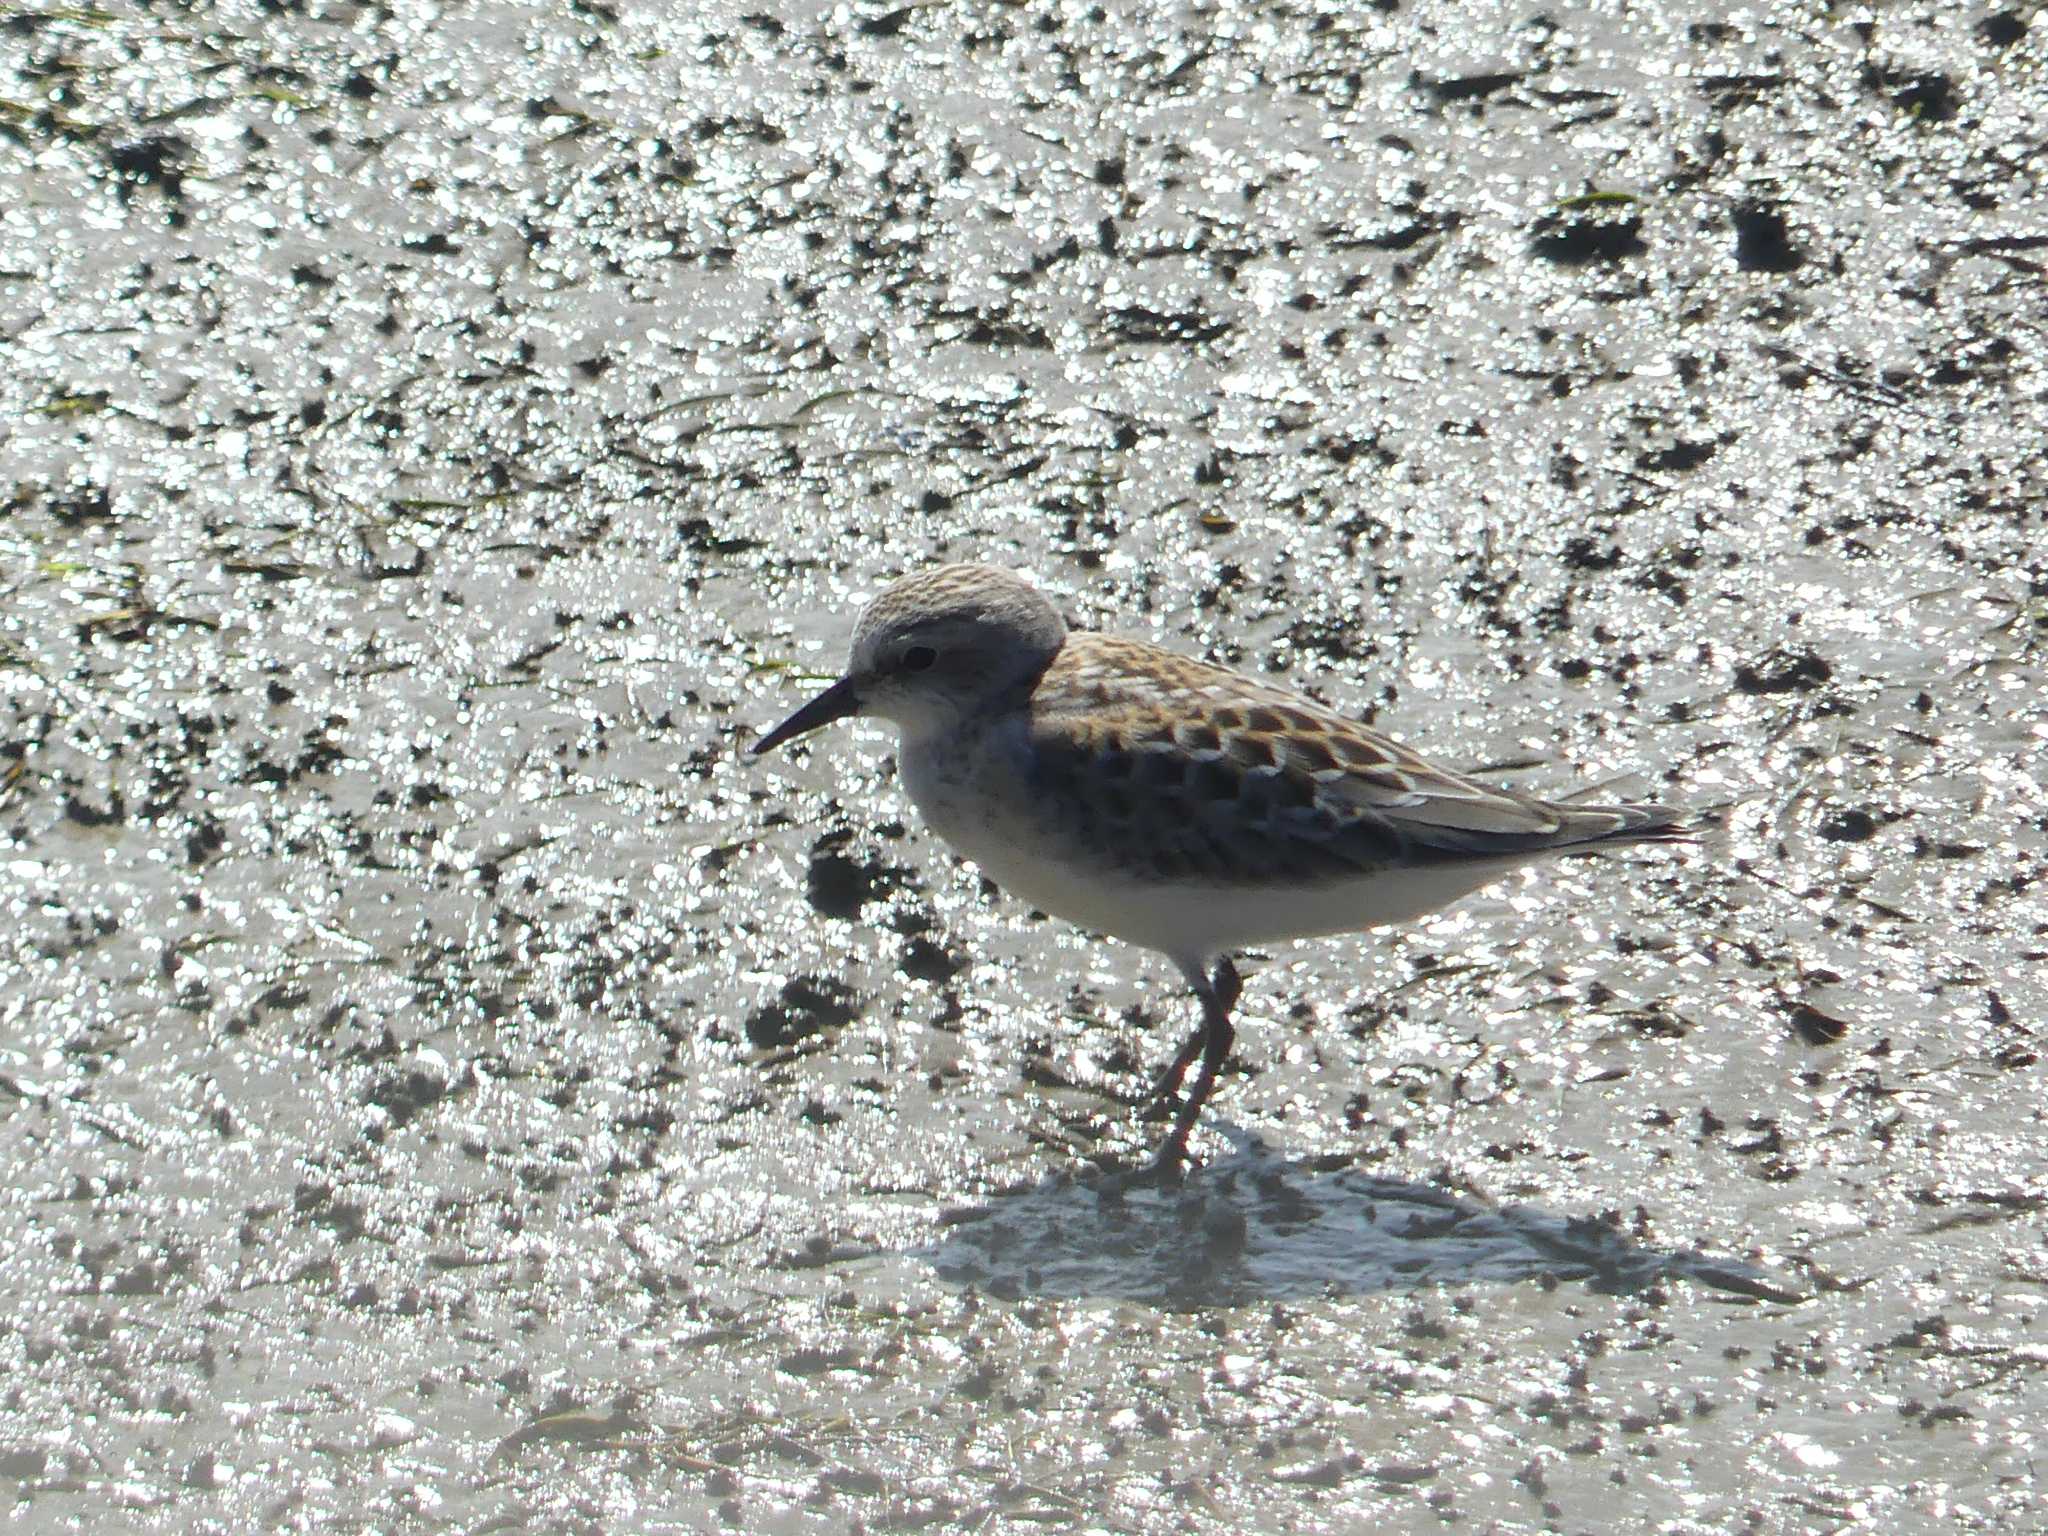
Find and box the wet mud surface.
[2,1,2044,1531]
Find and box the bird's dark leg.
[1149,1029,1206,1108]
[1148,958,1241,1108]
[1148,956,1240,1180]
[1212,956,1242,1013]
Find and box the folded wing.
[1027,637,1684,884]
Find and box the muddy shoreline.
[3,3,2043,1531]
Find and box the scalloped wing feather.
[1025,634,1682,882]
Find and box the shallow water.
[2,1,2044,1531]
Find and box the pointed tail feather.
[1552,800,1702,851]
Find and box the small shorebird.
[753,565,1688,1179]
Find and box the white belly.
[897,726,1532,962]
[967,851,1529,960]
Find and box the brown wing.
[1025,635,1682,884]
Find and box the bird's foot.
[1085,1138,1195,1194]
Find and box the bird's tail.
[1552,799,1709,850]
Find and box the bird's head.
[752,565,1068,755]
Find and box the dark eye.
[900,644,938,673]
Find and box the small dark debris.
[292,1181,367,1241]
[1561,536,1622,571]
[957,1363,1000,1402]
[1732,1119,1783,1156]
[50,484,114,524]
[1424,71,1524,104]
[899,936,962,982]
[1785,1002,1850,1046]
[745,976,860,1049]
[778,1345,862,1375]
[1273,1453,1365,1487]
[1626,1009,1689,1040]
[857,6,920,37]
[1529,208,1646,265]
[1340,213,1459,251]
[1955,234,2048,256]
[358,530,426,579]
[1867,66,1958,122]
[107,136,187,194]
[962,317,1053,349]
[818,1467,886,1496]
[676,518,765,556]
[1638,439,1719,473]
[1733,647,1831,695]
[1733,203,1802,272]
[1104,306,1231,345]
[365,1066,454,1126]
[1979,12,2028,48]
[1926,336,2016,386]
[63,792,125,828]
[805,836,909,918]
[1818,808,1877,843]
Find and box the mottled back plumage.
[1024,632,1684,888]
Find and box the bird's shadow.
[915,1130,1804,1311]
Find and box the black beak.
[750,675,862,756]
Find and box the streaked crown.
[852,566,1061,667]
